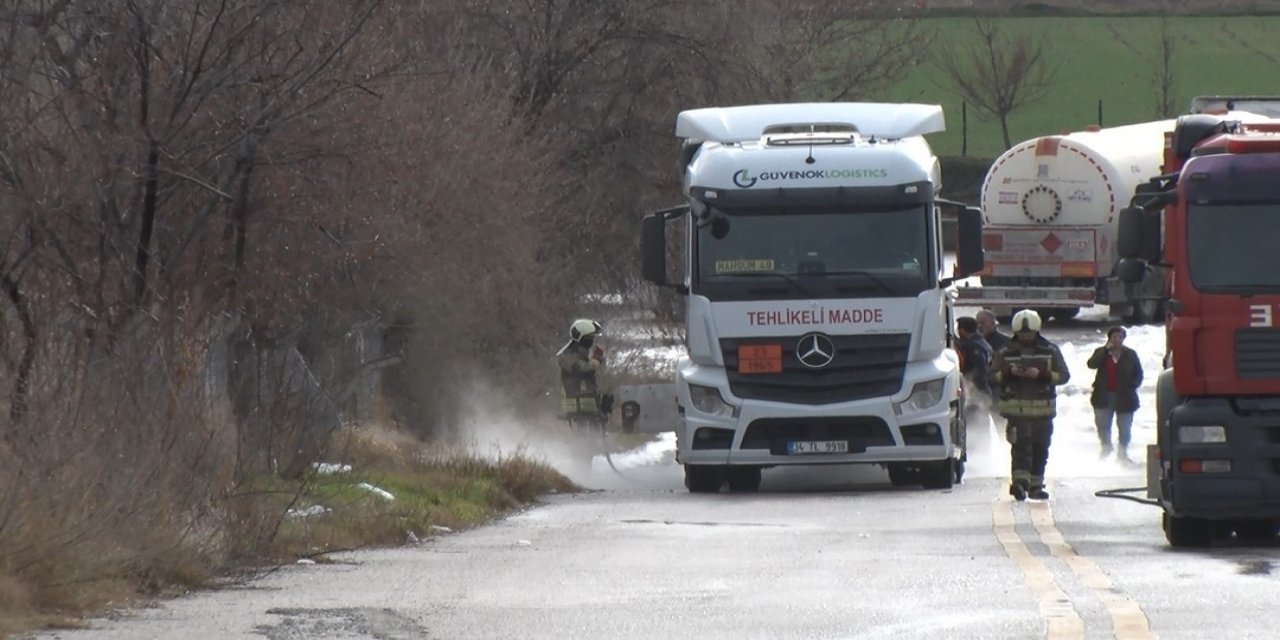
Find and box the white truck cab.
[642,103,985,492]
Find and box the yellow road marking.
[992,493,1084,639]
[1030,500,1157,640]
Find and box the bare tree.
[1108,14,1179,119]
[936,18,1056,149]
[1152,17,1178,118]
[430,0,930,315]
[716,1,931,103]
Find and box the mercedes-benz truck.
[641,102,984,493]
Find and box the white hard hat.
[1010,309,1042,333]
[569,318,602,342]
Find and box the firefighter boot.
[1009,482,1027,501]
[1028,485,1050,500]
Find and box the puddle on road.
[619,518,786,528]
[259,607,430,640]
[1235,559,1275,576]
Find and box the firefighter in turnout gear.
[989,309,1070,501]
[558,319,612,432]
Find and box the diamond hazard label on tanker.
[1040,233,1063,254]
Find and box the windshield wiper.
[809,269,897,296]
[712,271,816,297]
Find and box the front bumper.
[953,285,1095,309]
[677,395,955,467]
[1162,397,1280,519]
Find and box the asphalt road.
[29,310,1280,640]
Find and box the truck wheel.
[886,463,919,487]
[1124,298,1160,325]
[1164,513,1215,548]
[921,459,956,490]
[1124,266,1165,324]
[725,467,762,493]
[684,465,723,493]
[953,459,966,484]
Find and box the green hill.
[879,16,1280,157]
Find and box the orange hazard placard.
[738,344,782,374]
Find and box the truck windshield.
[1187,203,1280,292]
[694,206,932,301]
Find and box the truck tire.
[684,465,723,493]
[1164,512,1215,548]
[1123,266,1165,324]
[1154,369,1178,501]
[1124,298,1160,325]
[725,467,762,493]
[921,459,956,490]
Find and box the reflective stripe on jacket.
[559,341,603,416]
[988,337,1070,419]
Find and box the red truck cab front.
[1118,115,1280,547]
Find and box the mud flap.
[1147,444,1162,501]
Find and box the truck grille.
[720,334,910,405]
[1236,329,1280,379]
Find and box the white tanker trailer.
[953,119,1174,323]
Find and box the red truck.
[1118,111,1280,547]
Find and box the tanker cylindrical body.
[956,119,1175,320]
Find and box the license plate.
[787,440,849,455]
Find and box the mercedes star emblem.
[796,333,836,369]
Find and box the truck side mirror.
[642,213,668,285]
[1172,114,1228,161]
[1117,206,1161,263]
[642,205,689,288]
[953,206,985,278]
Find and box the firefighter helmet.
[1010,309,1042,334]
[569,318,602,343]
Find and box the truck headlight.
[895,378,946,415]
[688,384,738,418]
[1178,425,1226,443]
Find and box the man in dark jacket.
[955,316,994,449]
[1087,326,1143,462]
[989,309,1070,501]
[976,308,1011,352]
[956,316,993,399]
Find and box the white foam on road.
[592,305,1165,488]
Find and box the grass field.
[877,16,1280,157]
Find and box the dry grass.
[0,417,575,638]
[257,426,578,556]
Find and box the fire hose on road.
[1094,486,1160,507]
